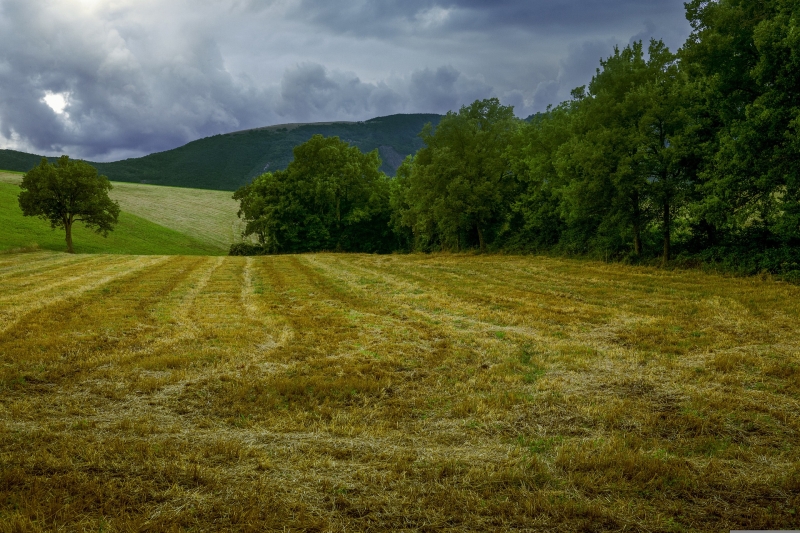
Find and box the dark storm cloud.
[410,66,461,112]
[0,0,691,161]
[0,0,277,159]
[275,63,494,121]
[284,0,690,112]
[290,0,686,37]
[445,0,684,34]
[276,64,403,121]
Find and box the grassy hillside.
[103,181,244,250]
[0,252,798,530]
[0,113,442,191]
[0,181,222,255]
[1,171,243,250]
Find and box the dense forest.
[234,0,799,278]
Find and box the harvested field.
[0,252,798,531]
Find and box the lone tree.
[19,156,120,253]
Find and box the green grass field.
[107,181,246,250]
[0,252,798,531]
[0,180,222,255]
[1,171,244,252]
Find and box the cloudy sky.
[0,0,691,161]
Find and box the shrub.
[228,242,266,256]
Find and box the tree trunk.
[632,191,642,256]
[476,223,486,252]
[662,200,670,263]
[65,220,74,254]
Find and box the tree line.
[233,0,800,277]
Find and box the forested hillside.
[0,113,442,191]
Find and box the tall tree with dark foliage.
[233,135,393,253]
[18,156,120,254]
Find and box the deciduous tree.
[683,0,800,247]
[18,156,120,253]
[392,98,520,251]
[233,135,392,253]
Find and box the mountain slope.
[0,113,442,191]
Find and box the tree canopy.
[390,98,519,251]
[18,156,120,253]
[682,0,800,249]
[233,134,393,253]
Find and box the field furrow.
[0,255,131,299]
[0,255,169,334]
[0,251,89,277]
[0,255,203,381]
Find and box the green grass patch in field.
[2,170,242,250]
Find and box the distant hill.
[0,113,442,191]
[0,149,56,172]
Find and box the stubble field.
[0,252,798,531]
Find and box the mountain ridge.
[0,113,443,191]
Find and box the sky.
[0,0,692,162]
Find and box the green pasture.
[0,180,222,255]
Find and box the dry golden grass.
[0,171,23,181]
[0,251,798,531]
[0,172,244,250]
